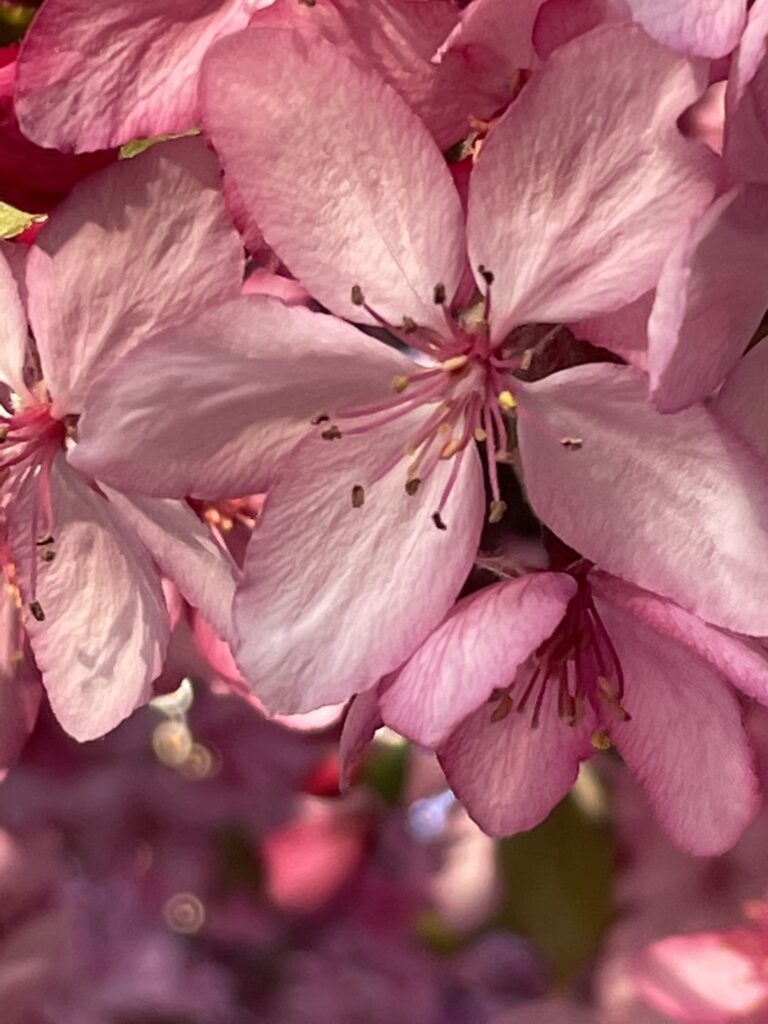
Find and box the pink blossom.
[0,137,244,739]
[72,24,718,715]
[373,560,765,854]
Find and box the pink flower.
[0,138,244,739]
[72,23,718,715]
[636,903,768,1021]
[372,560,765,854]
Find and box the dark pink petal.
[724,0,768,182]
[516,363,768,635]
[625,0,746,58]
[15,0,271,152]
[381,572,576,747]
[533,0,619,60]
[8,457,169,740]
[648,184,768,412]
[201,27,465,330]
[0,44,116,212]
[27,138,244,417]
[715,339,768,459]
[0,248,29,400]
[637,932,768,1022]
[591,572,768,705]
[71,296,412,498]
[99,489,239,641]
[598,599,758,856]
[438,685,595,837]
[339,687,385,790]
[468,25,717,338]
[232,409,485,713]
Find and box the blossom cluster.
[3,0,768,916]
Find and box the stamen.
[405,478,421,496]
[433,283,446,305]
[351,284,365,306]
[321,425,342,440]
[440,355,469,372]
[310,412,330,425]
[392,376,410,393]
[432,512,447,530]
[488,499,507,524]
[560,436,583,451]
[590,730,612,750]
[498,390,517,411]
[29,601,45,622]
[351,485,365,509]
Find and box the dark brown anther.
[36,534,54,546]
[298,0,316,6]
[432,511,447,530]
[433,282,446,305]
[404,478,421,496]
[39,549,55,563]
[478,265,494,286]
[560,436,583,451]
[351,485,365,509]
[400,316,417,334]
[351,284,365,306]
[29,601,45,622]
[321,425,342,441]
[310,412,330,425]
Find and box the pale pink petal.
[516,363,768,635]
[533,0,620,60]
[648,184,768,412]
[258,0,510,149]
[626,0,746,58]
[637,933,768,1022]
[339,687,385,790]
[434,0,541,74]
[715,339,768,459]
[15,0,272,152]
[381,573,576,747]
[242,269,311,306]
[8,456,169,741]
[201,27,465,330]
[0,590,41,777]
[468,25,717,338]
[591,572,768,706]
[724,0,768,183]
[598,599,759,855]
[438,684,595,837]
[571,291,653,360]
[98,489,239,641]
[26,137,244,417]
[71,296,412,498]
[0,249,29,400]
[232,409,485,714]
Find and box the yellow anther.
[488,499,507,524]
[590,729,612,751]
[404,442,417,456]
[392,376,410,393]
[440,438,461,459]
[474,426,487,442]
[440,355,469,372]
[10,650,23,666]
[498,390,517,411]
[437,422,452,436]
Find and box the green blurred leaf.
[0,200,43,238]
[361,739,410,806]
[496,789,615,985]
[0,3,36,45]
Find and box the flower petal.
[8,456,169,741]
[648,184,768,412]
[232,409,485,713]
[71,296,412,498]
[99,489,239,641]
[516,363,768,635]
[0,589,41,778]
[26,137,244,417]
[381,572,576,747]
[625,0,747,58]
[591,571,768,706]
[468,24,717,338]
[339,687,384,790]
[439,685,595,837]
[201,26,465,330]
[724,0,768,183]
[15,0,268,152]
[714,338,768,459]
[598,598,759,856]
[0,248,29,400]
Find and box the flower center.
[0,396,66,621]
[312,281,523,529]
[489,572,631,736]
